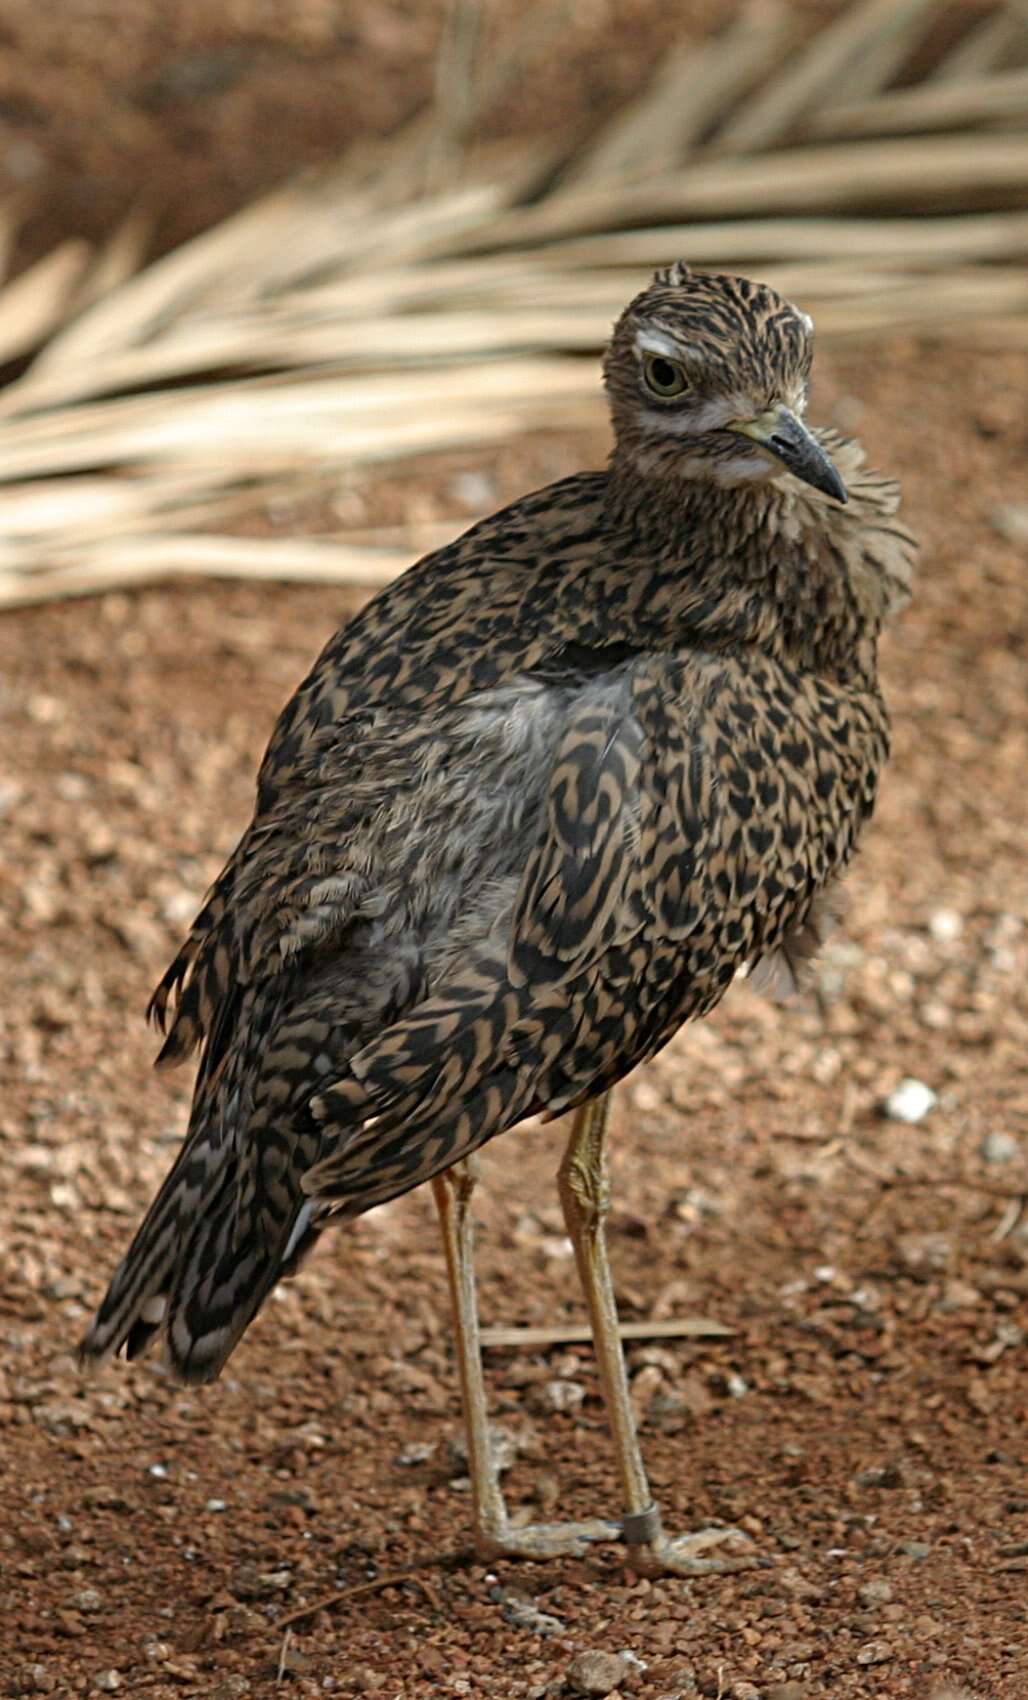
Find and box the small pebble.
[856,1463,904,1490]
[19,1668,55,1696]
[566,1649,629,1697]
[529,1378,585,1414]
[395,1440,436,1467]
[617,1649,646,1675]
[350,1669,385,1693]
[883,1078,937,1124]
[897,1232,952,1273]
[937,1279,982,1312]
[858,1578,893,1605]
[0,778,25,816]
[856,1639,893,1665]
[491,1586,565,1637]
[447,1425,521,1477]
[160,889,197,926]
[93,1675,121,1694]
[980,1129,1019,1164]
[928,908,963,944]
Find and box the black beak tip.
[766,409,849,507]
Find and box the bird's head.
[604,263,846,504]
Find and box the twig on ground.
[278,1566,450,1628]
[275,1626,293,1683]
[479,1317,734,1349]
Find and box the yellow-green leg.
[557,1093,754,1576]
[432,1155,619,1559]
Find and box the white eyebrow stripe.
[635,328,682,360]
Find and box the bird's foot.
[629,1523,757,1577]
[475,1517,621,1562]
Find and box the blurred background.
[0,0,1026,601]
[1,3,1027,1697]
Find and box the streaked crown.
[604,264,818,489]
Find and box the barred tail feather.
[78,1137,325,1386]
[162,1180,317,1384]
[78,1118,228,1371]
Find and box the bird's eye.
[643,354,689,398]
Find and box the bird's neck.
[603,459,887,687]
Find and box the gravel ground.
[0,336,1026,1698]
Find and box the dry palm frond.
[1,0,1027,608]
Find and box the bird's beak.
[730,405,847,504]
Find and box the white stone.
[928,908,963,944]
[883,1078,937,1124]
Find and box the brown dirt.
[0,0,740,274]
[1,334,1027,1699]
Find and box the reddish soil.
[1,333,1027,1698]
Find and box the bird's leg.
[432,1156,618,1560]
[557,1093,754,1576]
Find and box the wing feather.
[509,679,649,990]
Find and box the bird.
[80,263,916,1575]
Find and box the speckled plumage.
[81,266,915,1390]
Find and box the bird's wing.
[301,665,663,1205]
[146,475,614,1073]
[507,647,887,1116]
[306,649,887,1201]
[147,716,379,1079]
[507,659,708,994]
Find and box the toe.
[632,1525,758,1577]
[477,1517,621,1561]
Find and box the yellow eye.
[643,353,689,398]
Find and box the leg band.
[621,1503,663,1546]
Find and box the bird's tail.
[78,1116,325,1385]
